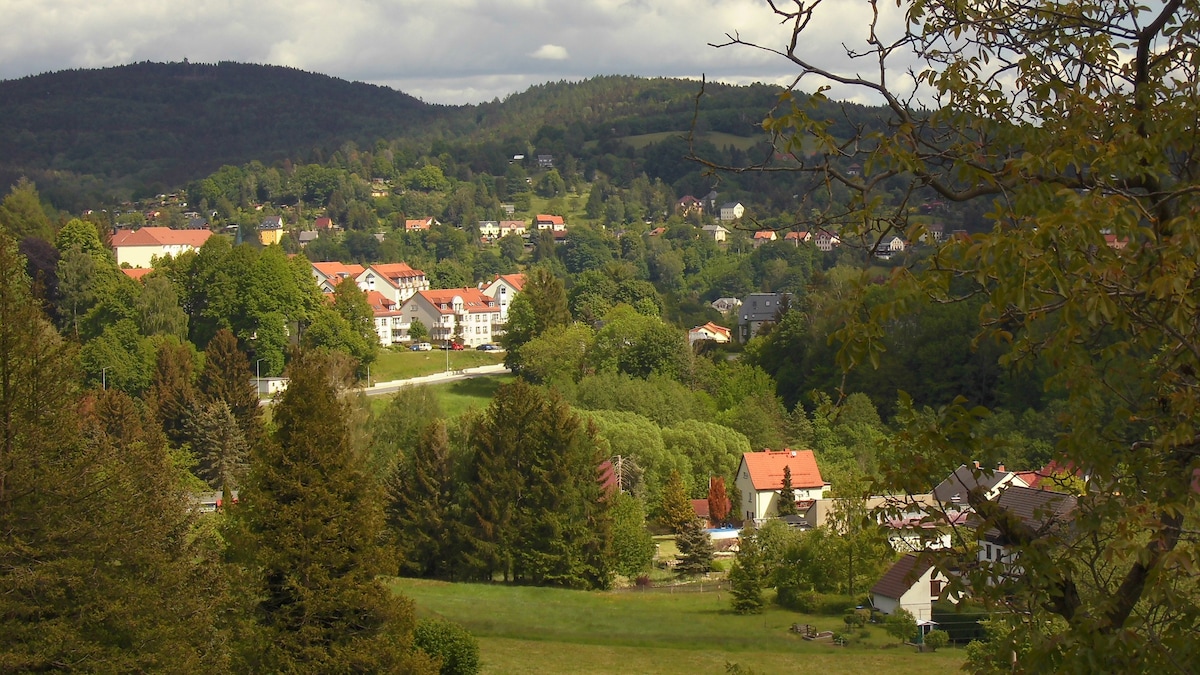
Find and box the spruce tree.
[659,468,695,534]
[148,338,199,449]
[199,328,262,444]
[389,419,459,578]
[188,399,249,506]
[729,526,765,614]
[237,350,436,673]
[776,465,798,516]
[674,516,714,577]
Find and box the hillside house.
[111,227,212,268]
[481,273,525,325]
[735,449,829,522]
[975,485,1076,577]
[311,262,366,293]
[678,195,704,216]
[752,230,777,247]
[738,292,788,342]
[814,230,841,252]
[259,216,284,246]
[933,464,1028,508]
[688,322,731,346]
[405,218,436,232]
[711,297,741,314]
[400,288,502,348]
[702,223,730,242]
[870,554,951,622]
[478,220,501,240]
[535,214,566,231]
[719,202,745,222]
[498,220,527,238]
[785,231,811,245]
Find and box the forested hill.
[0,61,443,202]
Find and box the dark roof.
[871,554,933,600]
[739,293,787,322]
[933,464,1015,504]
[977,485,1077,544]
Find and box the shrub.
[843,612,866,628]
[710,559,726,573]
[635,574,652,589]
[414,618,480,675]
[924,629,950,652]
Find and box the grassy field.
[369,348,504,382]
[368,374,517,418]
[393,578,965,675]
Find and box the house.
[975,485,1077,573]
[873,235,906,260]
[814,229,841,252]
[314,216,338,231]
[481,273,525,324]
[785,231,811,245]
[356,262,430,305]
[933,463,1028,508]
[498,220,527,238]
[735,449,829,522]
[366,290,405,345]
[691,499,711,527]
[110,227,212,268]
[477,220,501,240]
[870,554,951,622]
[121,267,155,282]
[311,262,366,293]
[702,223,730,242]
[259,216,284,246]
[370,180,390,198]
[535,214,566,231]
[719,202,745,222]
[405,218,437,232]
[537,154,554,168]
[297,231,319,247]
[711,297,742,314]
[738,292,788,342]
[688,322,732,346]
[751,230,776,247]
[920,222,944,244]
[648,227,667,237]
[678,195,704,216]
[400,288,503,348]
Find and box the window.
[930,579,943,597]
[986,544,992,560]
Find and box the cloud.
[530,44,569,61]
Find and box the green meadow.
[392,578,965,675]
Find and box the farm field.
[392,578,965,675]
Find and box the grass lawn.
[393,578,965,675]
[368,374,517,418]
[370,348,504,382]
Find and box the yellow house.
[259,215,284,246]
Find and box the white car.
[409,342,433,351]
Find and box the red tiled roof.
[536,214,564,225]
[366,290,400,316]
[405,218,434,231]
[753,230,776,239]
[494,273,525,292]
[121,267,155,281]
[314,217,334,230]
[691,322,731,340]
[742,450,824,491]
[691,499,710,519]
[312,262,365,281]
[417,288,498,315]
[369,262,426,285]
[111,227,212,248]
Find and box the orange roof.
[369,262,426,285]
[692,322,731,340]
[741,450,824,491]
[753,230,776,239]
[121,267,155,281]
[417,288,498,314]
[366,290,401,315]
[111,227,212,248]
[536,214,564,225]
[405,218,433,231]
[312,262,365,279]
[494,273,525,292]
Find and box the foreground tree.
[235,350,436,673]
[674,517,714,577]
[715,0,1200,669]
[728,526,765,614]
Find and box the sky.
[0,0,901,106]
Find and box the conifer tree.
[729,526,765,614]
[659,468,695,534]
[389,419,459,578]
[708,476,731,526]
[674,516,714,577]
[148,338,199,448]
[189,399,249,506]
[199,328,262,444]
[237,349,435,673]
[776,465,798,516]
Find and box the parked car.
[439,342,464,351]
[410,342,433,351]
[476,343,502,351]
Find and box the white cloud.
[530,44,569,61]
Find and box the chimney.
[790,450,797,458]
[997,464,1006,472]
[973,461,980,469]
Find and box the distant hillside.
[0,61,444,204]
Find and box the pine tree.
[776,465,798,516]
[729,526,765,614]
[148,338,199,449]
[659,468,694,534]
[237,349,436,673]
[188,399,249,506]
[674,516,714,577]
[389,419,459,578]
[199,328,262,444]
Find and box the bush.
[414,618,480,675]
[924,629,950,652]
[635,574,652,588]
[710,559,726,573]
[843,612,866,628]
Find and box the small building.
[735,449,829,522]
[535,214,566,231]
[719,202,745,222]
[785,231,811,245]
[405,218,437,232]
[254,377,289,397]
[688,322,732,346]
[873,235,906,260]
[702,223,730,242]
[711,297,742,314]
[751,230,776,247]
[297,230,319,247]
[537,154,555,169]
[477,220,501,240]
[259,216,284,246]
[678,195,704,216]
[498,220,527,238]
[814,229,841,252]
[870,554,950,622]
[111,227,212,268]
[738,292,788,342]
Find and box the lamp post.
[255,358,267,397]
[101,367,108,391]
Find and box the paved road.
[362,363,511,397]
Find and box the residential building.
[711,297,742,314]
[738,292,788,342]
[870,554,951,622]
[259,215,284,246]
[405,218,436,232]
[975,485,1076,573]
[719,202,745,222]
[356,262,429,305]
[478,220,501,240]
[297,231,319,247]
[751,230,776,247]
[311,262,366,293]
[688,322,732,346]
[314,216,338,231]
[703,223,730,242]
[481,273,525,325]
[735,449,829,522]
[785,231,812,245]
[814,229,841,252]
[366,290,405,345]
[400,288,502,348]
[535,214,566,231]
[121,267,155,282]
[111,227,212,268]
[873,235,906,260]
[678,195,704,216]
[498,220,527,238]
[537,154,554,168]
[933,463,1028,508]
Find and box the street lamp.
[255,358,268,397]
[101,367,108,391]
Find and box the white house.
[400,288,502,348]
[874,235,906,260]
[499,220,527,238]
[933,463,1028,508]
[356,262,429,306]
[719,202,745,222]
[751,230,777,247]
[111,227,212,268]
[814,229,841,252]
[366,290,406,345]
[735,449,829,522]
[688,322,731,346]
[535,214,566,231]
[702,223,730,242]
[477,220,501,240]
[870,554,951,622]
[785,231,812,245]
[481,273,525,325]
[311,262,366,293]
